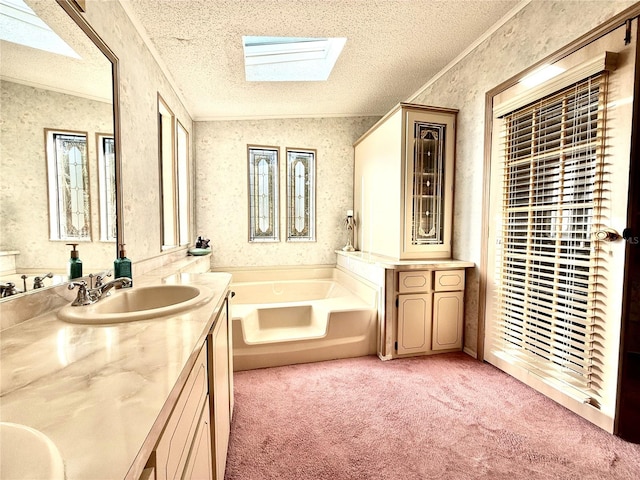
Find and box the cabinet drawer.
[434,270,464,292]
[398,271,431,293]
[156,346,208,480]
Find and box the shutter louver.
[492,73,609,404]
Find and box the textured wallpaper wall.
[194,117,379,268]
[79,0,194,265]
[409,0,636,355]
[0,81,115,272]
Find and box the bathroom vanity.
[0,263,233,480]
[140,286,232,480]
[346,102,473,359]
[393,266,470,357]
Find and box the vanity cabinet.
[354,103,457,260]
[431,270,464,351]
[155,346,210,480]
[394,269,464,358]
[183,398,213,479]
[396,271,432,355]
[208,299,231,480]
[146,293,233,480]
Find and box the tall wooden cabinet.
[354,103,457,260]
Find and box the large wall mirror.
[0,0,121,296]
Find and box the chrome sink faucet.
[94,271,112,288]
[93,277,132,299]
[68,277,132,306]
[68,281,92,306]
[88,270,112,289]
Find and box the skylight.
[0,0,80,59]
[242,36,346,81]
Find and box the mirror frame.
[56,0,123,256]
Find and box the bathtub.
[230,274,377,371]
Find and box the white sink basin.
[57,284,211,324]
[0,422,65,480]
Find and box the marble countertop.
[0,270,232,480]
[335,250,475,269]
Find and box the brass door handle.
[593,228,620,242]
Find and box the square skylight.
[0,0,80,58]
[242,36,346,82]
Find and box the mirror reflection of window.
[176,121,189,245]
[45,129,90,241]
[158,95,176,249]
[97,133,116,242]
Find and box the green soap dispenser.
[66,243,83,280]
[114,243,133,287]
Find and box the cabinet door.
[156,347,208,480]
[402,108,456,259]
[182,400,213,480]
[210,303,230,480]
[227,296,234,418]
[397,293,432,355]
[432,291,463,351]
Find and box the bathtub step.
[244,325,327,344]
[239,305,331,344]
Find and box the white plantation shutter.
[492,73,609,404]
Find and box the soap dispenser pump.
[66,243,83,280]
[114,243,132,287]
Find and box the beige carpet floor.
[225,352,640,479]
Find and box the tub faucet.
[0,282,22,298]
[68,277,132,306]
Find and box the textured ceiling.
[121,0,522,120]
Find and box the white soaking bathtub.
[230,277,377,371]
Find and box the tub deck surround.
[335,250,475,269]
[0,269,232,480]
[0,250,20,276]
[231,273,378,371]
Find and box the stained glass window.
[248,146,279,242]
[286,149,315,241]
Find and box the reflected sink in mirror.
[0,422,65,480]
[57,285,213,324]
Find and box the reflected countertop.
[0,270,232,480]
